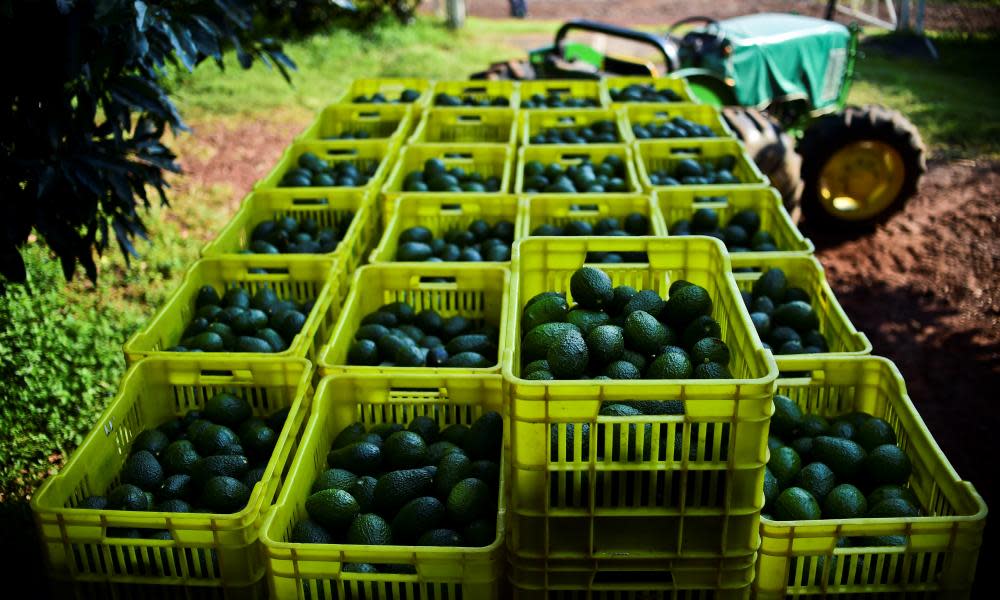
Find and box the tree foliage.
[0,0,294,283]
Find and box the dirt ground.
[467,0,1000,32]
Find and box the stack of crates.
[29,74,987,600]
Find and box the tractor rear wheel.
[798,105,926,229]
[722,108,803,222]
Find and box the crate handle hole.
[201,369,235,377]
[418,276,457,284]
[457,115,483,123]
[693,195,729,205]
[570,204,600,212]
[462,86,488,94]
[561,153,591,161]
[251,267,289,275]
[443,152,473,159]
[440,203,461,210]
[557,117,577,124]
[670,147,703,155]
[325,149,359,157]
[358,111,381,118]
[292,198,329,206]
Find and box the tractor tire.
[798,105,926,229]
[722,107,803,222]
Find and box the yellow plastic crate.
[200,188,377,278]
[622,103,733,143]
[335,77,432,109]
[256,140,395,194]
[31,357,313,590]
[518,193,666,239]
[296,103,413,144]
[380,143,513,219]
[261,373,507,600]
[519,80,608,108]
[370,194,521,264]
[754,356,987,599]
[658,187,814,259]
[729,255,872,363]
[318,264,510,376]
[515,145,641,194]
[605,76,695,104]
[521,108,629,145]
[635,139,768,191]
[408,108,517,145]
[430,79,520,108]
[508,554,754,599]
[124,257,340,365]
[504,237,778,561]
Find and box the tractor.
[476,12,926,230]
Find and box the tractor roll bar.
[554,19,680,73]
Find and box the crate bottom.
[509,554,754,599]
[51,575,267,600]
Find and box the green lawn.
[850,31,1000,157]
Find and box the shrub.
[0,0,293,283]
[0,246,141,498]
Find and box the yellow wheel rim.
[818,141,905,221]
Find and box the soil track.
[468,0,1000,33]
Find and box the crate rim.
[730,253,874,361]
[655,186,816,257]
[515,144,642,195]
[760,355,988,528]
[200,188,372,258]
[318,262,512,374]
[123,255,337,362]
[261,372,507,557]
[32,356,313,524]
[370,193,521,265]
[502,235,779,388]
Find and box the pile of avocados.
[530,212,651,264]
[529,120,620,144]
[434,92,508,107]
[632,116,716,140]
[169,285,312,353]
[609,83,682,103]
[279,151,378,188]
[519,266,735,381]
[77,393,287,538]
[670,207,779,253]
[647,155,741,186]
[741,267,830,356]
[402,158,503,193]
[395,220,514,263]
[347,302,500,368]
[353,89,422,104]
[521,155,631,193]
[246,213,352,255]
[291,411,502,559]
[765,396,917,545]
[522,91,600,109]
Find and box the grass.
[850,31,1000,157]
[172,18,541,120]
